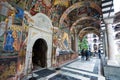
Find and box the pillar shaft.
[107,24,116,60]
[107,24,119,66]
[103,29,109,57]
[71,36,74,51]
[71,32,78,52]
[74,32,78,52]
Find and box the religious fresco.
[4,30,14,52]
[49,6,59,27]
[5,0,25,26]
[23,0,68,27]
[25,0,51,16]
[0,25,25,79]
[0,0,26,52]
[0,0,102,79]
[0,0,28,79]
[7,0,25,9]
[52,29,70,50]
[0,57,17,80]
[62,32,69,49]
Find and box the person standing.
[81,49,85,60]
[85,49,89,61]
[98,49,101,59]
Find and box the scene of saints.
[27,0,49,16]
[0,0,28,79]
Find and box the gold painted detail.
[0,62,16,80]
[10,25,29,31]
[54,0,69,7]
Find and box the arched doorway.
[32,38,48,69]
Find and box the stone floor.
[25,56,105,80]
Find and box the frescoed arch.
[79,27,99,35]
[71,16,100,31]
[79,27,100,39]
[79,30,100,40]
[59,1,102,27]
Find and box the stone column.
[68,34,71,49]
[103,29,109,57]
[106,24,119,66]
[71,31,78,52]
[74,32,78,52]
[71,34,75,51]
[73,27,78,52]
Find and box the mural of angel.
[4,30,14,52]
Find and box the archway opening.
[32,38,48,69]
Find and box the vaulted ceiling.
[52,0,102,39]
[23,0,102,39]
[6,0,115,40]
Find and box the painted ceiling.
[7,0,102,39]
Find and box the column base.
[107,60,120,67]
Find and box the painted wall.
[0,1,26,79]
[0,0,53,79]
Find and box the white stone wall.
[24,13,53,74]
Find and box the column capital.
[104,17,114,24]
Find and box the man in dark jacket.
[81,49,85,60]
[98,49,101,59]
